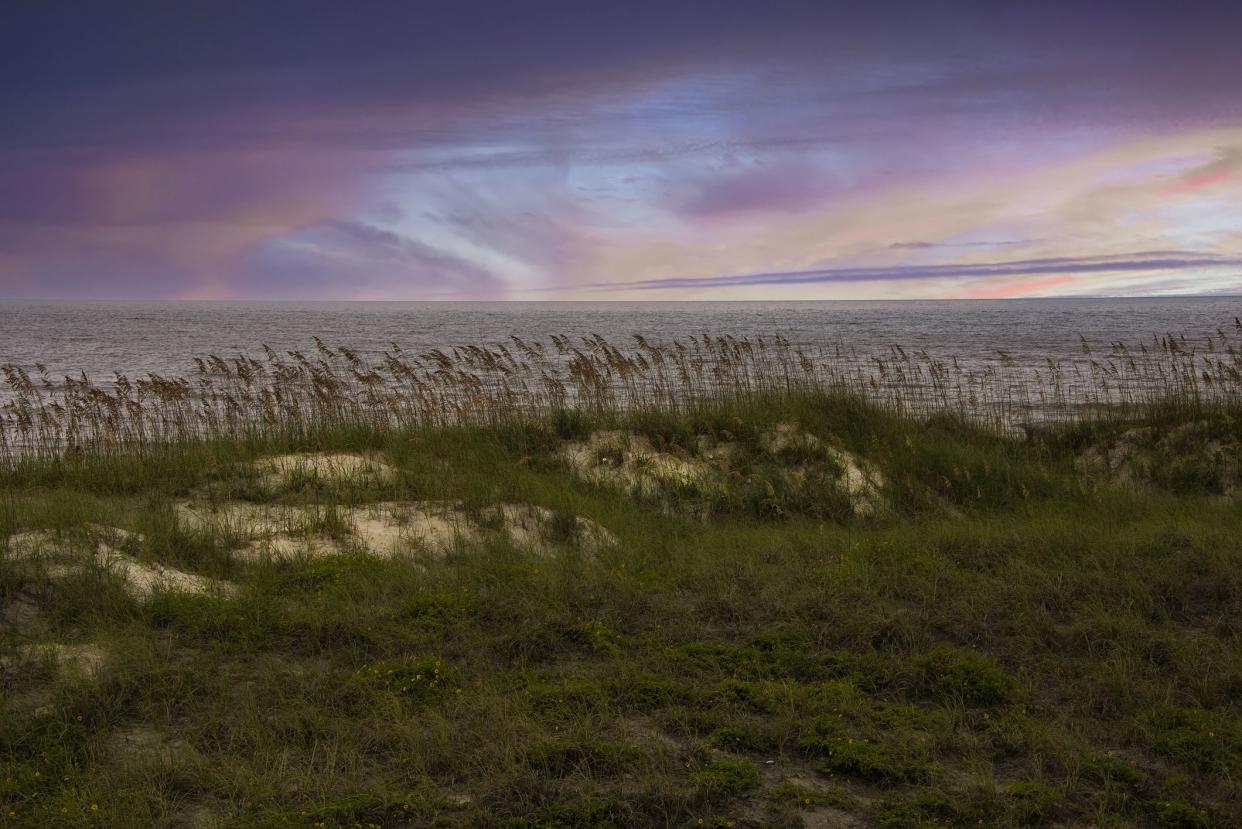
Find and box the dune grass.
[1,390,1240,828]
[5,327,1242,463]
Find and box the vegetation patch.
[526,736,643,778]
[872,790,997,828]
[1003,781,1064,826]
[706,724,778,754]
[1140,704,1242,776]
[351,654,461,703]
[3,378,1242,826]
[693,758,761,801]
[794,681,947,785]
[907,645,1017,706]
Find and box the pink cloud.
[1159,148,1239,195]
[1160,167,1234,195]
[967,274,1073,298]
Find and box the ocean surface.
[2,298,1240,383]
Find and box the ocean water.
[1,298,1239,383]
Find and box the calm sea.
[2,298,1240,383]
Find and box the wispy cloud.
[582,253,1242,292]
[889,239,1045,251]
[2,3,1242,298]
[1159,147,1241,196]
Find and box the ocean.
[3,297,1240,383]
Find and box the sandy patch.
[86,523,141,544]
[254,452,397,489]
[346,501,478,556]
[0,642,108,679]
[175,501,307,537]
[177,805,227,829]
[338,501,617,558]
[823,446,885,515]
[803,808,865,828]
[760,421,825,455]
[1075,427,1158,487]
[561,430,719,500]
[3,532,90,581]
[4,526,236,599]
[563,425,885,516]
[177,501,344,561]
[181,501,338,561]
[175,498,618,560]
[698,440,745,468]
[1076,422,1242,495]
[95,541,237,599]
[3,530,67,561]
[26,642,109,677]
[107,725,201,767]
[480,503,620,554]
[242,533,344,561]
[762,423,885,514]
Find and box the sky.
[2,1,1242,301]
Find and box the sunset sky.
[2,1,1241,300]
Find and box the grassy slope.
[1,394,1240,828]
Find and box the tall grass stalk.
[3,324,1241,465]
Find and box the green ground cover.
[2,393,1239,828]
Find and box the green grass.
[1,392,1240,828]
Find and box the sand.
[253,452,397,489]
[175,498,618,561]
[561,424,886,516]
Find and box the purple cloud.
[673,162,838,218]
[889,238,1047,251]
[2,2,1242,299]
[585,253,1242,291]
